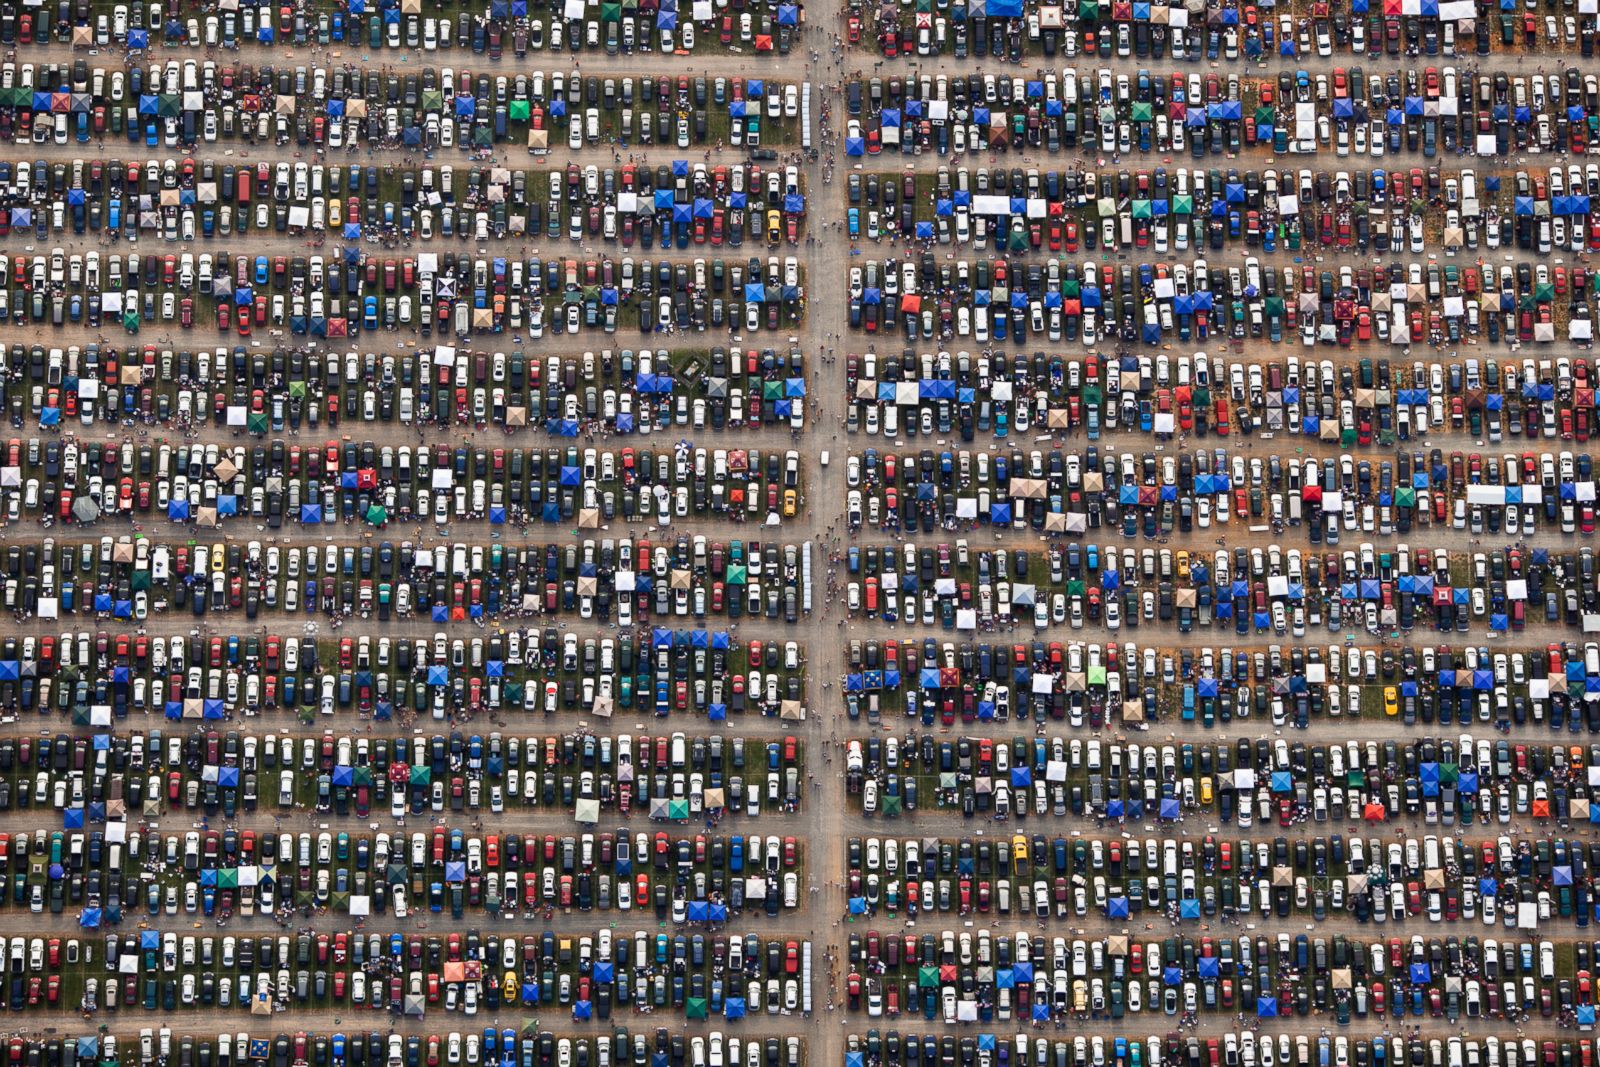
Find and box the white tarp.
[1465,485,1504,505]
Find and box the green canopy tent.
[685,998,708,1020]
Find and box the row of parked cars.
[0,1029,796,1067]
[0,58,801,153]
[11,0,809,54]
[0,527,809,630]
[2,725,806,824]
[846,828,1589,927]
[847,252,1594,351]
[838,533,1598,640]
[849,1031,1597,1067]
[24,922,812,1018]
[3,244,806,339]
[840,627,1600,732]
[844,717,1597,833]
[844,349,1600,446]
[862,0,1592,59]
[840,926,1591,1024]
[1,819,804,923]
[843,441,1600,546]
[0,437,807,532]
[4,343,810,438]
[853,161,1600,260]
[845,66,1600,160]
[2,624,806,723]
[0,155,807,248]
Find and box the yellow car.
[783,489,798,517]
[1011,834,1029,874]
[1383,686,1398,716]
